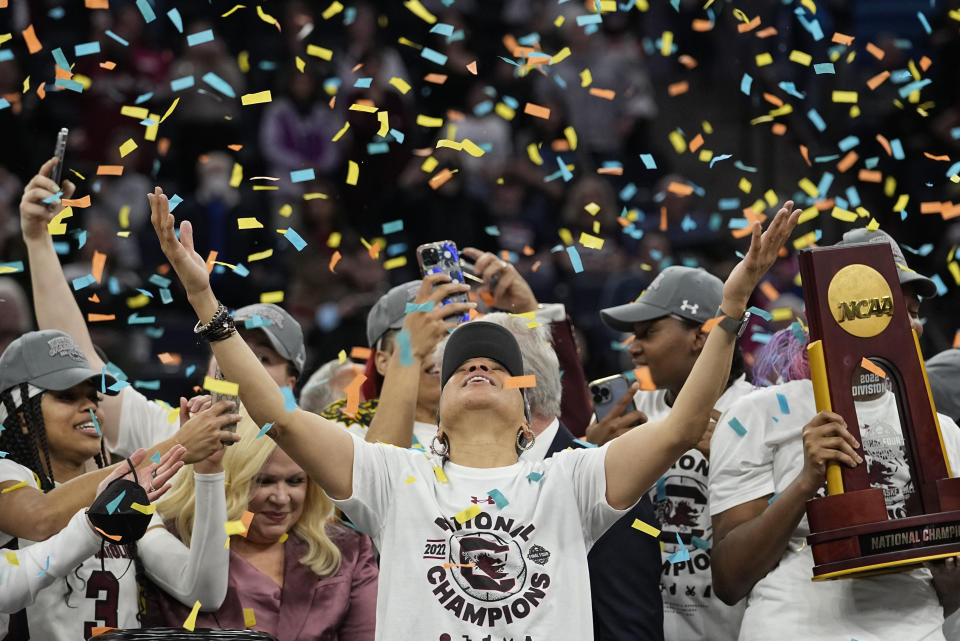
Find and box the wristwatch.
[715,309,751,337]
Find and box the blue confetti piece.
[150,452,162,464]
[89,409,101,436]
[681,215,697,232]
[36,556,51,577]
[813,154,840,163]
[557,157,573,182]
[366,142,390,155]
[429,22,454,36]
[283,228,307,251]
[421,47,448,65]
[135,288,154,298]
[382,219,404,234]
[74,42,101,57]
[837,136,860,152]
[0,51,12,63]
[187,29,214,47]
[733,161,757,173]
[691,536,710,550]
[527,472,543,483]
[667,534,691,563]
[951,127,960,140]
[566,246,584,273]
[845,186,861,208]
[72,274,96,290]
[728,218,749,229]
[740,73,752,95]
[170,76,194,92]
[807,108,826,132]
[281,386,297,411]
[946,162,960,179]
[816,172,834,197]
[128,313,156,325]
[898,79,931,99]
[389,129,405,143]
[889,139,905,160]
[168,194,183,211]
[767,493,780,504]
[813,63,835,75]
[396,329,414,367]
[136,0,156,23]
[0,451,6,458]
[777,393,790,414]
[728,417,747,437]
[148,274,171,288]
[106,490,126,515]
[107,380,130,393]
[718,198,741,210]
[747,306,773,321]
[48,7,65,19]
[405,301,435,313]
[51,47,70,72]
[576,14,603,26]
[105,30,129,46]
[487,489,509,508]
[484,225,501,236]
[167,8,183,32]
[573,438,598,448]
[619,183,637,201]
[931,274,948,297]
[255,422,275,439]
[202,72,236,98]
[55,78,84,93]
[185,364,196,378]
[134,92,153,104]
[639,153,657,169]
[232,263,250,277]
[709,154,732,168]
[917,11,932,35]
[42,191,63,204]
[790,321,807,345]
[0,261,25,274]
[902,243,934,257]
[387,242,407,256]
[243,314,273,329]
[655,477,667,501]
[353,77,373,88]
[290,168,315,183]
[140,118,157,127]
[794,10,824,41]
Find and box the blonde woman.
[148,413,379,640]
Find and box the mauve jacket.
[146,524,378,641]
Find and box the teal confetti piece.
[51,47,70,72]
[290,168,315,183]
[790,321,807,345]
[89,409,101,436]
[243,314,273,329]
[105,30,129,46]
[917,11,931,35]
[107,381,130,392]
[354,77,372,88]
[283,228,307,251]
[232,263,250,277]
[382,219,404,234]
[167,8,183,32]
[255,422,275,439]
[889,139,905,160]
[367,142,390,155]
[281,386,297,411]
[168,194,183,211]
[733,161,757,173]
[106,490,126,515]
[133,380,160,390]
[36,556,50,577]
[777,393,790,414]
[127,313,155,325]
[747,306,772,322]
[55,78,84,93]
[185,365,196,377]
[727,417,747,437]
[807,108,826,132]
[898,79,931,99]
[101,366,107,393]
[655,477,667,501]
[557,157,573,182]
[0,452,7,458]
[405,302,435,313]
[484,225,500,236]
[421,47,448,65]
[813,63,835,75]
[667,534,691,563]
[187,29,214,47]
[396,329,413,366]
[837,136,859,152]
[0,52,11,63]
[487,489,509,509]
[170,76,194,92]
[640,153,657,169]
[72,274,96,290]
[389,129,405,143]
[134,92,152,104]
[149,274,171,288]
[135,289,154,298]
[573,438,598,448]
[681,215,697,232]
[778,81,805,99]
[576,14,603,26]
[74,42,101,57]
[202,72,236,98]
[566,246,584,273]
[740,73,752,95]
[136,0,156,23]
[150,452,162,464]
[709,154,732,168]
[429,23,454,36]
[767,492,780,504]
[42,191,63,203]
[527,472,544,483]
[691,536,710,550]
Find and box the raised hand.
[722,201,801,312]
[585,382,648,446]
[174,398,242,464]
[462,247,538,313]
[97,445,186,504]
[19,157,76,240]
[148,186,210,300]
[403,274,475,360]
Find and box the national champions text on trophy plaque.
[799,242,960,580]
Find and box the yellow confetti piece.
[788,50,812,66]
[460,139,485,157]
[183,601,201,631]
[47,207,73,235]
[554,15,565,27]
[526,143,543,166]
[229,162,243,188]
[403,0,437,24]
[203,376,239,396]
[260,291,284,304]
[755,52,773,67]
[579,68,592,87]
[243,608,256,628]
[798,178,819,198]
[948,261,960,285]
[668,130,686,154]
[563,126,578,151]
[295,56,305,72]
[240,90,272,105]
[120,105,149,119]
[256,5,279,27]
[22,75,30,93]
[238,51,250,73]
[127,293,150,309]
[433,466,448,483]
[698,149,713,162]
[770,308,794,322]
[631,519,661,537]
[237,217,263,229]
[866,218,881,232]
[494,102,515,121]
[763,189,778,207]
[159,97,180,124]
[855,206,871,219]
[6,551,19,566]
[327,231,342,248]
[130,502,156,515]
[119,205,131,229]
[221,4,246,18]
[306,44,333,60]
[377,111,390,137]
[405,476,416,484]
[421,156,438,173]
[279,532,288,543]
[884,176,897,198]
[1,481,28,494]
[893,194,909,211]
[793,230,818,249]
[331,121,350,142]
[397,37,421,49]
[798,206,819,224]
[389,77,411,94]
[321,1,344,20]
[416,114,443,127]
[346,160,359,186]
[119,138,137,158]
[830,207,858,222]
[551,46,571,64]
[384,256,407,270]
[277,204,293,218]
[579,232,604,250]
[558,228,574,245]
[661,31,673,56]
[224,520,247,536]
[832,90,858,103]
[248,249,273,262]
[738,177,752,193]
[584,202,600,215]
[455,504,482,524]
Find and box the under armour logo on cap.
[47,336,85,362]
[679,300,700,315]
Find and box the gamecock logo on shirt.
[448,532,527,601]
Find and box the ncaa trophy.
[798,241,960,579]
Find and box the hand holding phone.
[48,128,69,211]
[210,367,239,446]
[585,375,647,446]
[416,240,471,323]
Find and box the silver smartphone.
[589,374,631,421]
[211,367,239,446]
[48,128,69,210]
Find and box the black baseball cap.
[441,321,524,389]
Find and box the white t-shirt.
[110,387,179,458]
[525,418,561,462]
[633,374,754,641]
[332,433,630,641]
[709,379,960,641]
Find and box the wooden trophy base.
[805,480,960,580]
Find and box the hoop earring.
[430,432,450,459]
[516,426,536,452]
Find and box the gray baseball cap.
[366,280,422,347]
[234,303,306,375]
[834,228,937,298]
[600,266,723,332]
[0,330,117,396]
[926,349,960,423]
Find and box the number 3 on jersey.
[84,570,120,639]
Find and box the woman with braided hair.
[0,330,234,641]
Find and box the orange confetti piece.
[94,526,122,541]
[876,134,892,157]
[228,144,243,151]
[920,201,942,214]
[800,145,811,166]
[37,82,46,100]
[659,207,667,231]
[919,56,931,72]
[678,55,698,69]
[329,250,342,272]
[667,182,694,196]
[343,372,367,417]
[99,61,116,70]
[953,330,960,349]
[85,0,109,7]
[158,353,182,366]
[858,169,882,183]
[866,42,885,60]
[531,260,541,272]
[349,346,372,360]
[836,151,859,173]
[88,294,100,303]
[522,245,535,256]
[22,25,42,54]
[158,138,171,156]
[924,152,951,161]
[831,32,854,45]
[90,628,118,638]
[771,123,787,136]
[760,282,780,301]
[429,168,454,190]
[667,81,689,96]
[504,374,537,389]
[97,165,124,176]
[737,15,761,33]
[92,250,107,283]
[205,250,218,274]
[867,70,890,90]
[466,60,477,75]
[691,19,714,32]
[54,66,72,81]
[588,88,615,100]
[444,562,476,569]
[755,26,777,38]
[88,313,116,322]
[763,93,784,108]
[860,358,886,378]
[62,195,91,208]
[523,102,551,119]
[424,73,448,84]
[240,510,254,533]
[634,366,655,391]
[597,166,623,176]
[701,317,723,333]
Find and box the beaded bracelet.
[193,303,237,342]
